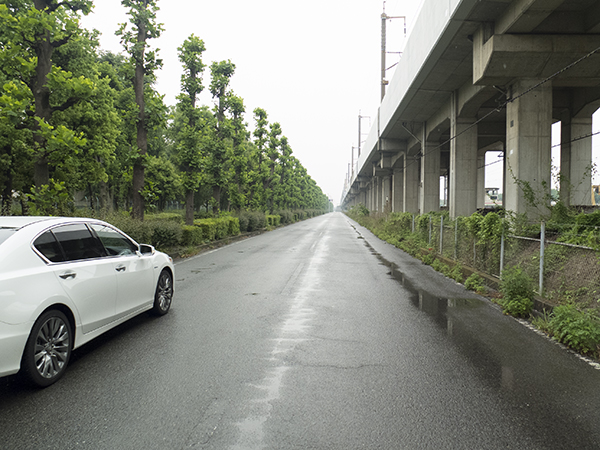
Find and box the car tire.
[152,269,173,316]
[22,310,72,388]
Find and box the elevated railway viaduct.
[341,0,600,218]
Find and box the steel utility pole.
[381,2,406,100]
[381,11,387,101]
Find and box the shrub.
[226,216,240,235]
[499,266,534,317]
[146,212,184,223]
[181,225,203,246]
[237,213,249,232]
[465,273,485,293]
[266,215,281,227]
[549,305,600,357]
[276,210,294,224]
[422,251,435,266]
[107,214,154,245]
[194,219,216,241]
[503,295,534,318]
[247,211,266,231]
[148,220,182,249]
[450,263,464,283]
[431,259,451,277]
[214,218,229,239]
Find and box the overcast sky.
[80,0,424,205]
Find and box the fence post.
[439,215,444,255]
[453,219,458,260]
[428,216,432,246]
[412,214,415,233]
[500,218,505,277]
[539,221,545,295]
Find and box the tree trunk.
[185,189,194,225]
[212,185,220,215]
[131,21,147,221]
[31,6,53,189]
[99,180,111,213]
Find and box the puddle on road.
[361,239,521,390]
[363,239,482,333]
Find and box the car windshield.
[0,228,17,246]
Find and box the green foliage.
[347,204,369,220]
[146,212,184,223]
[502,295,534,318]
[225,216,240,235]
[548,304,600,357]
[450,263,464,283]
[422,252,435,266]
[275,210,295,225]
[464,273,485,293]
[181,224,203,246]
[106,212,154,244]
[500,266,534,301]
[266,214,281,227]
[245,210,266,231]
[499,266,534,317]
[194,218,217,241]
[148,219,182,249]
[431,259,451,277]
[27,179,73,216]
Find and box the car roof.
[0,216,91,230]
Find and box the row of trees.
[0,0,330,224]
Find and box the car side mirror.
[139,244,155,255]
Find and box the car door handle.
[59,272,76,280]
[115,265,126,272]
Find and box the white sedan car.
[0,216,174,387]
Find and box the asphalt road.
[2,212,600,449]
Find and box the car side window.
[33,231,65,263]
[52,224,106,261]
[90,224,138,256]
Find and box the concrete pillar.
[477,150,486,209]
[382,174,392,212]
[449,112,478,218]
[420,138,440,214]
[404,155,420,213]
[505,78,552,217]
[374,176,381,213]
[393,167,404,212]
[560,117,593,206]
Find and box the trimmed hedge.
[99,208,322,252]
[194,217,240,241]
[181,225,203,246]
[266,215,281,227]
[148,220,183,248]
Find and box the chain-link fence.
[413,214,600,305]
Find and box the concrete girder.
[585,2,600,33]
[474,33,600,86]
[391,151,405,169]
[495,0,565,34]
[379,139,406,170]
[425,102,451,142]
[457,83,498,118]
[553,87,600,120]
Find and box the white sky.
[80,0,424,206]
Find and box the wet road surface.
[1,212,600,449]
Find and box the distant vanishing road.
[2,212,600,449]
